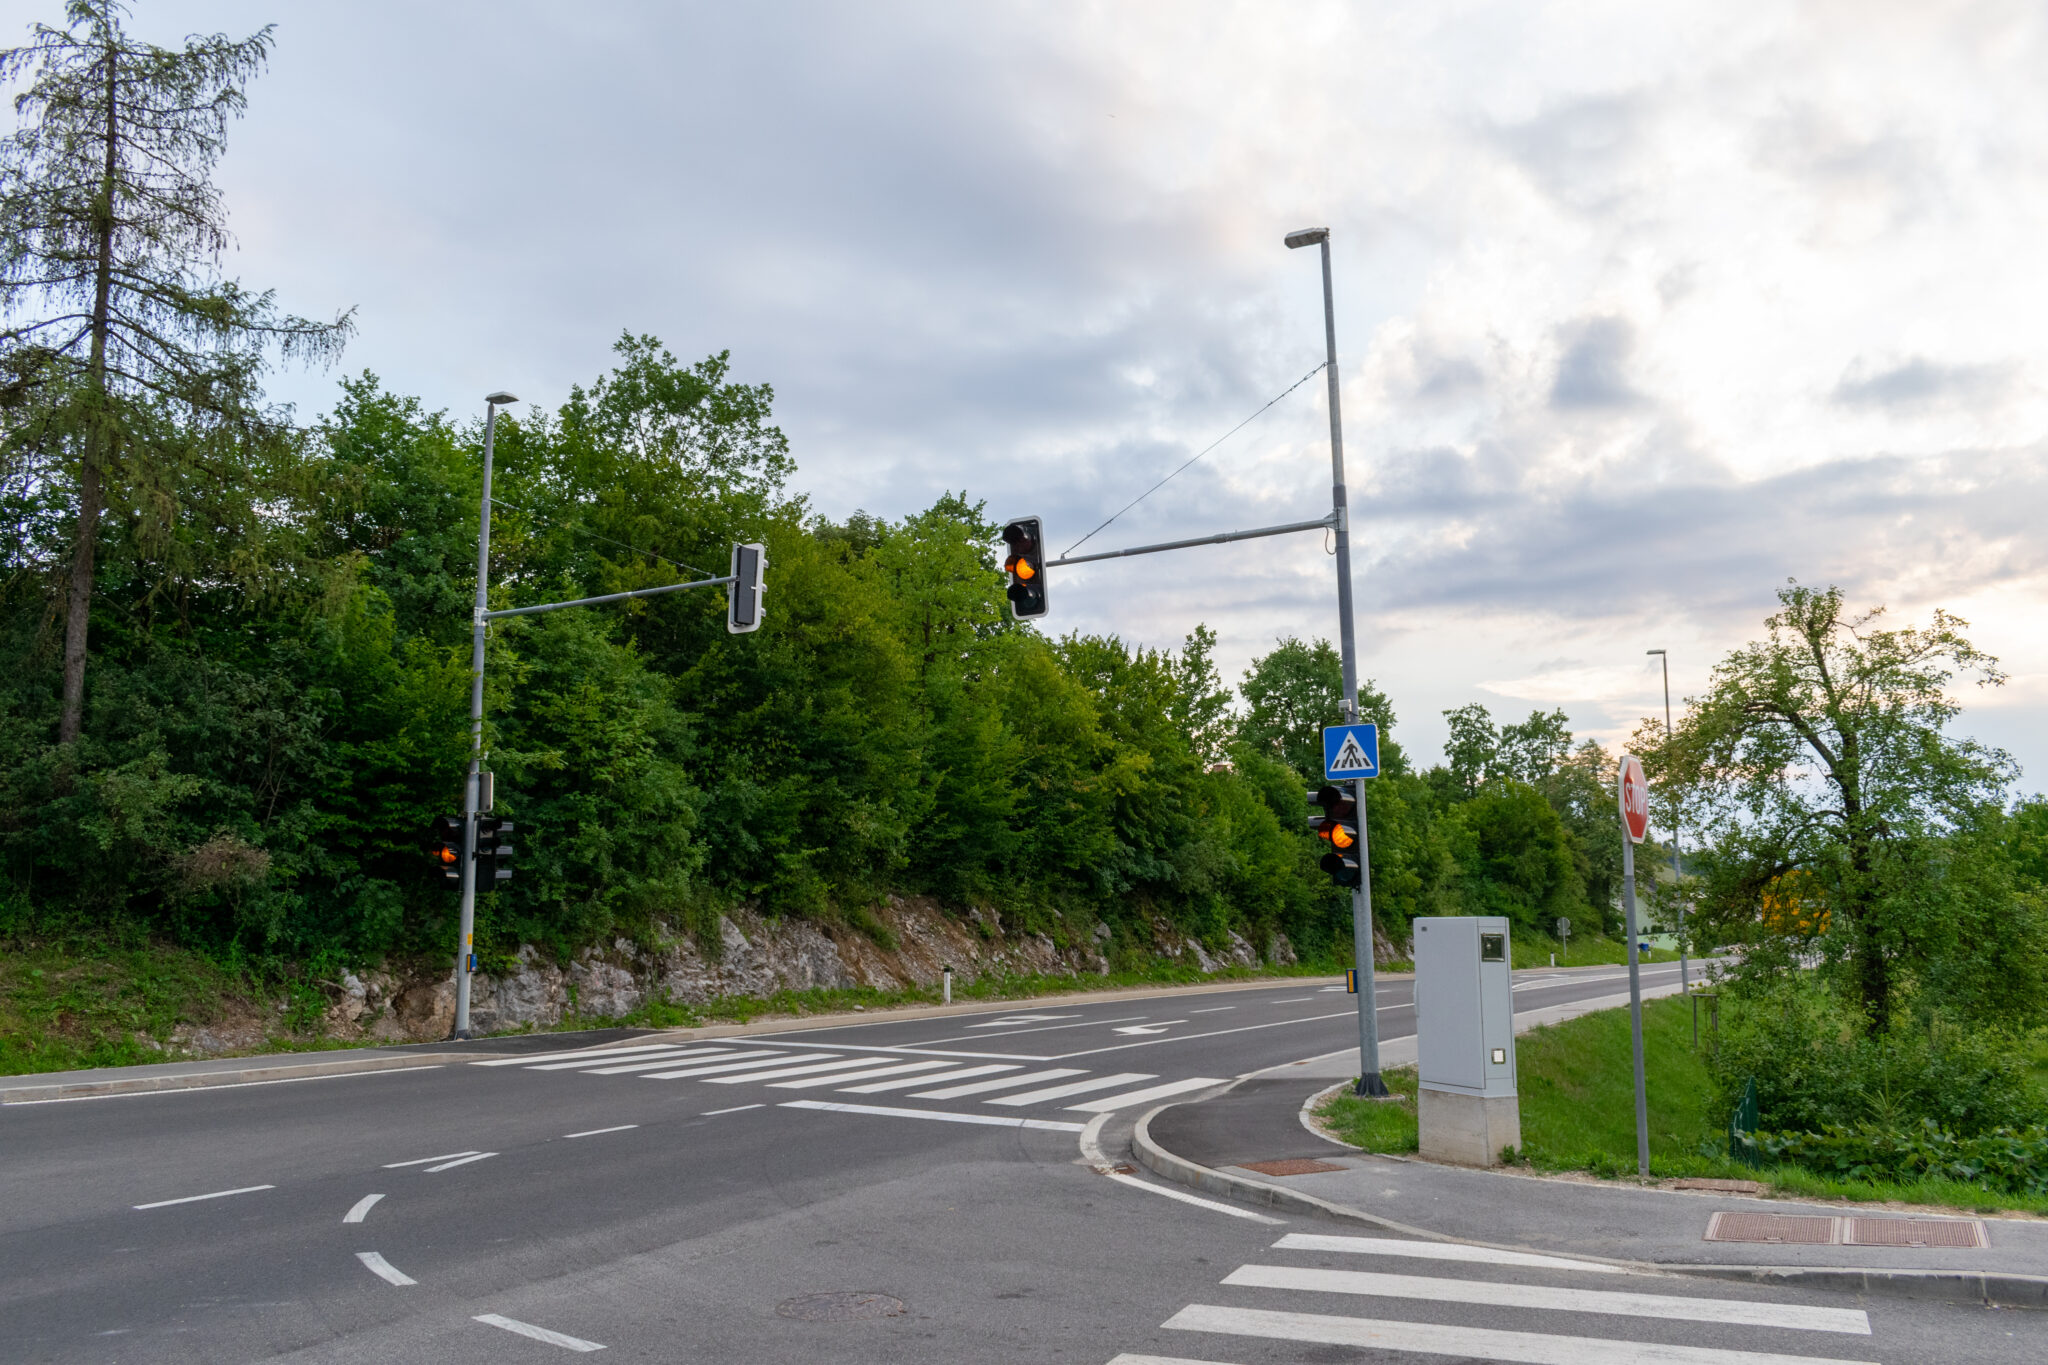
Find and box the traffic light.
[1310,784,1362,888]
[430,814,464,884]
[474,816,515,884]
[1001,516,1047,619]
[727,541,766,634]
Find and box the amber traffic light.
[1001,517,1048,619]
[1310,784,1362,888]
[431,814,464,884]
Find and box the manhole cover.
[1242,1158,1347,1176]
[1704,1212,1840,1245]
[775,1292,907,1322]
[1846,1217,1985,1248]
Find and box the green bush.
[1754,1119,2048,1197]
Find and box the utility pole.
[1287,226,1386,1098]
[1647,649,1686,995]
[455,392,518,1038]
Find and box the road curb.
[0,1052,466,1103]
[1131,1089,2048,1308]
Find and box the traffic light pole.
[455,396,514,1038]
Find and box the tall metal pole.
[1656,651,1688,996]
[1620,831,1650,1178]
[455,395,514,1038]
[1297,229,1386,1098]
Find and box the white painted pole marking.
[1164,1305,1882,1365]
[768,1059,955,1089]
[384,1150,479,1168]
[1066,1076,1226,1112]
[700,1056,891,1084]
[987,1072,1156,1106]
[474,1313,606,1352]
[701,1103,766,1115]
[637,1052,837,1080]
[912,1067,1086,1099]
[1222,1265,1872,1335]
[424,1151,497,1173]
[132,1184,274,1210]
[356,1251,416,1286]
[1272,1232,1633,1274]
[343,1193,385,1224]
[1104,1171,1285,1224]
[835,1063,1018,1094]
[780,1099,1086,1132]
[564,1124,638,1139]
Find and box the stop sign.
[1617,753,1650,844]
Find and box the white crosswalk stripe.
[985,1072,1155,1106]
[768,1059,957,1089]
[1065,1076,1225,1111]
[835,1063,1019,1093]
[700,1056,896,1084]
[636,1051,836,1080]
[912,1067,1087,1099]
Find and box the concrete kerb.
[0,1052,465,1104]
[1130,1079,2048,1309]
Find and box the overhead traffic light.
[474,816,515,884]
[1001,516,1047,619]
[1310,784,1362,888]
[431,814,464,884]
[727,541,766,634]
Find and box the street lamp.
[1646,649,1686,995]
[1285,226,1386,1097]
[455,391,519,1039]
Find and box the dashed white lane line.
[1271,1232,1636,1274]
[1222,1265,1872,1334]
[1271,997,1315,1003]
[836,1063,1019,1094]
[1103,1171,1286,1225]
[781,1099,1086,1133]
[384,1150,479,1168]
[564,1125,638,1139]
[475,1313,606,1352]
[1065,1077,1227,1112]
[1162,1305,1880,1365]
[986,1072,1155,1106]
[132,1184,274,1210]
[424,1151,497,1173]
[701,1103,765,1116]
[768,1059,955,1089]
[342,1193,385,1224]
[1189,1006,1236,1013]
[356,1251,417,1286]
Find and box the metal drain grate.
[1846,1217,1986,1248]
[775,1292,907,1322]
[1241,1158,1347,1176]
[1704,1212,1840,1244]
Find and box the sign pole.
[1618,753,1651,1178]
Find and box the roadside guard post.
[1413,917,1520,1166]
[1617,752,1652,1179]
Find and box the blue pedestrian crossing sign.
[1323,723,1380,780]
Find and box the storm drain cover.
[1846,1217,1985,1248]
[1704,1212,1840,1245]
[1241,1158,1347,1177]
[776,1292,907,1322]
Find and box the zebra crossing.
[471,1041,1224,1119]
[1107,1231,1884,1365]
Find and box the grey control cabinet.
[1413,916,1521,1164]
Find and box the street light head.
[1284,227,1329,249]
[1646,648,1665,656]
[486,391,519,406]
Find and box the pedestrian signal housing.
[1310,784,1362,888]
[727,542,766,634]
[431,814,464,884]
[474,816,515,884]
[1001,517,1047,619]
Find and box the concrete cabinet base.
[1418,1087,1522,1167]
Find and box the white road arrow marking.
[1112,1020,1184,1035]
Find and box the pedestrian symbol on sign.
[1322,723,1380,780]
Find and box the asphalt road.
[2,961,2031,1363]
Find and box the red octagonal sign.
[1617,753,1650,844]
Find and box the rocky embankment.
[321,896,1312,1043]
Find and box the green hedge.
[1751,1118,2048,1196]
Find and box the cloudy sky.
[11,1,2044,785]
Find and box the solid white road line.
[342,1193,384,1224]
[701,1103,765,1115]
[132,1184,274,1210]
[1107,1356,1237,1365]
[471,1042,683,1067]
[474,1313,606,1352]
[836,1063,1020,1093]
[1104,1171,1286,1224]
[637,1052,836,1080]
[355,1251,416,1286]
[1222,1265,1872,1335]
[768,1060,955,1089]
[424,1151,497,1173]
[564,1125,638,1138]
[384,1150,479,1168]
[986,1072,1156,1106]
[780,1099,1087,1132]
[1067,1076,1226,1112]
[1271,1232,1633,1275]
[528,1047,709,1071]
[23,1067,444,1103]
[701,1056,893,1085]
[1163,1305,1880,1365]
[912,1067,1086,1099]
